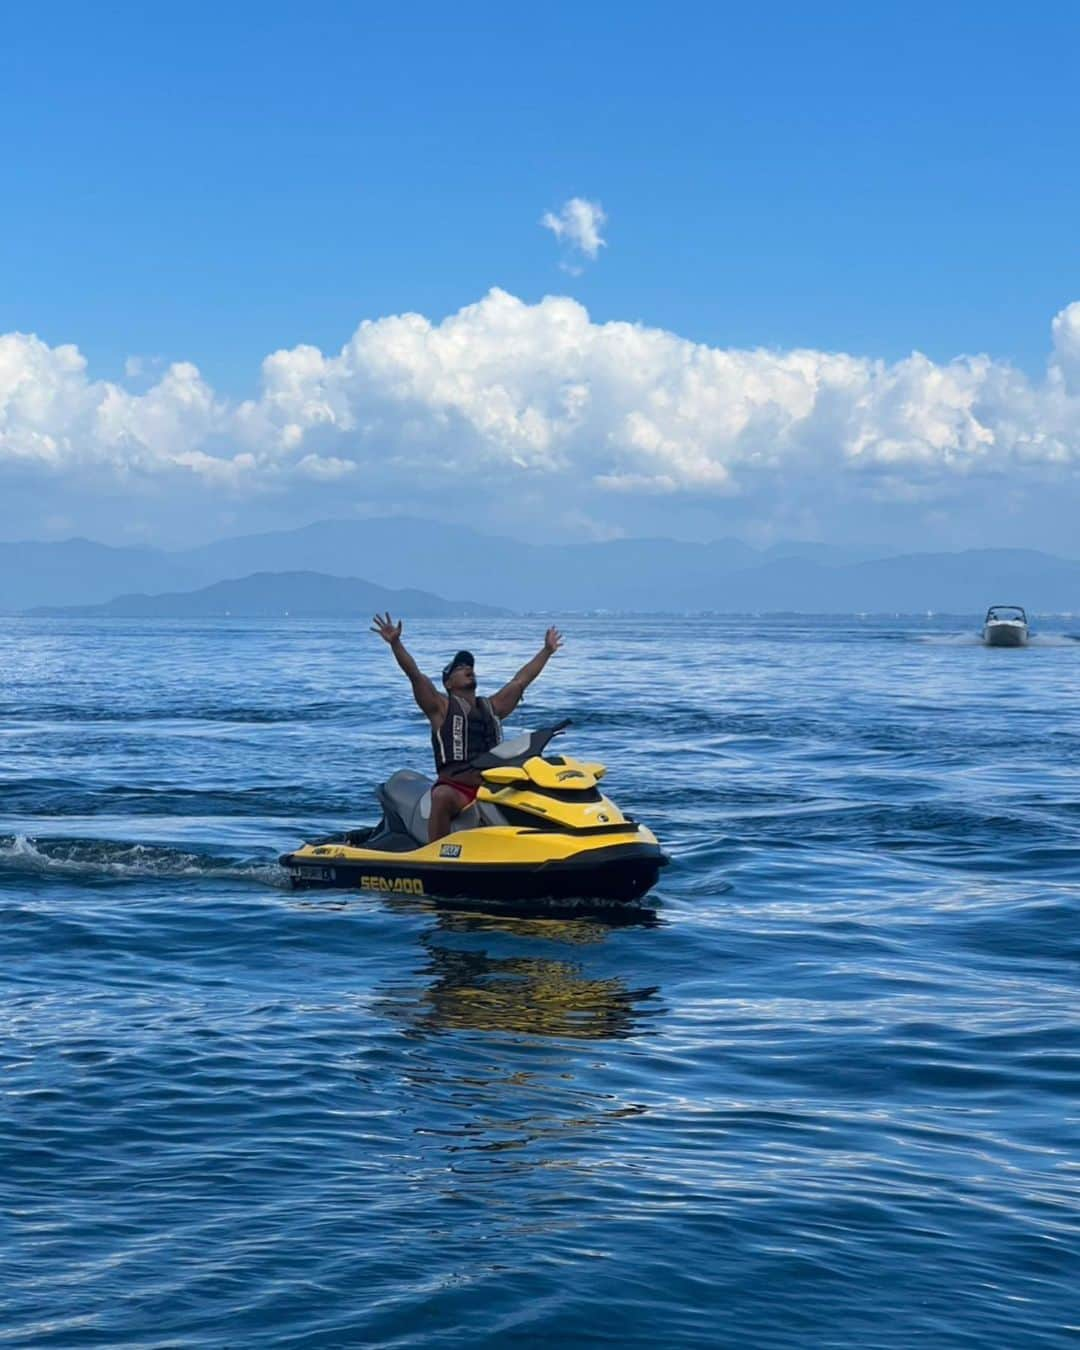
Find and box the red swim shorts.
[436,779,479,805]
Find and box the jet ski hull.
[280,835,667,904]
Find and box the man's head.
[442,649,477,694]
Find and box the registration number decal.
[291,865,336,881]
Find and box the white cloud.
[124,354,165,381]
[1051,301,1080,397]
[295,453,357,481]
[540,197,607,262]
[3,292,1080,549]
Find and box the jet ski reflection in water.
[379,910,662,1039]
[280,615,668,907]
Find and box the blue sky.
[2,1,1080,551]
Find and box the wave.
[0,781,367,818]
[0,833,287,887]
[0,700,356,724]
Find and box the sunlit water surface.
[3,616,1078,1347]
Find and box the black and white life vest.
[432,695,502,777]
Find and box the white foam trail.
[0,834,288,887]
[917,632,1080,647]
[915,634,982,645]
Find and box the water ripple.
[2,615,1079,1346]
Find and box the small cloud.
[558,509,627,541]
[295,454,357,481]
[124,354,166,381]
[540,197,607,264]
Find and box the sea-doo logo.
[360,875,425,896]
[557,770,585,782]
[439,843,462,858]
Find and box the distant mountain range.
[4,517,1080,614]
[29,571,508,620]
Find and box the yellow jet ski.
[280,722,667,904]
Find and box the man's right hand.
[370,613,443,719]
[371,612,402,644]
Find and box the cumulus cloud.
[540,197,607,264]
[3,292,1080,548]
[1051,301,1080,397]
[0,335,225,476]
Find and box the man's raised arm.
[370,613,446,721]
[490,627,564,719]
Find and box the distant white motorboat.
[982,605,1029,647]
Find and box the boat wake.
[915,633,984,645]
[916,632,1080,646]
[0,833,288,887]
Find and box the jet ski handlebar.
[470,719,572,770]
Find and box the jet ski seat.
[378,770,508,848]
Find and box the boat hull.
[280,838,668,904]
[982,622,1029,647]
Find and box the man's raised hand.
[544,626,564,655]
[371,613,402,644]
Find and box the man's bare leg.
[429,784,467,842]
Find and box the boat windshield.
[985,605,1027,623]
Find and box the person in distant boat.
[370,614,564,842]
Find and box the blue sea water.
[2,615,1078,1348]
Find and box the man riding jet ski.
[371,612,563,842]
[279,616,667,904]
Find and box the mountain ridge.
[28,571,510,620]
[5,519,1080,614]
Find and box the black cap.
[442,650,475,683]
